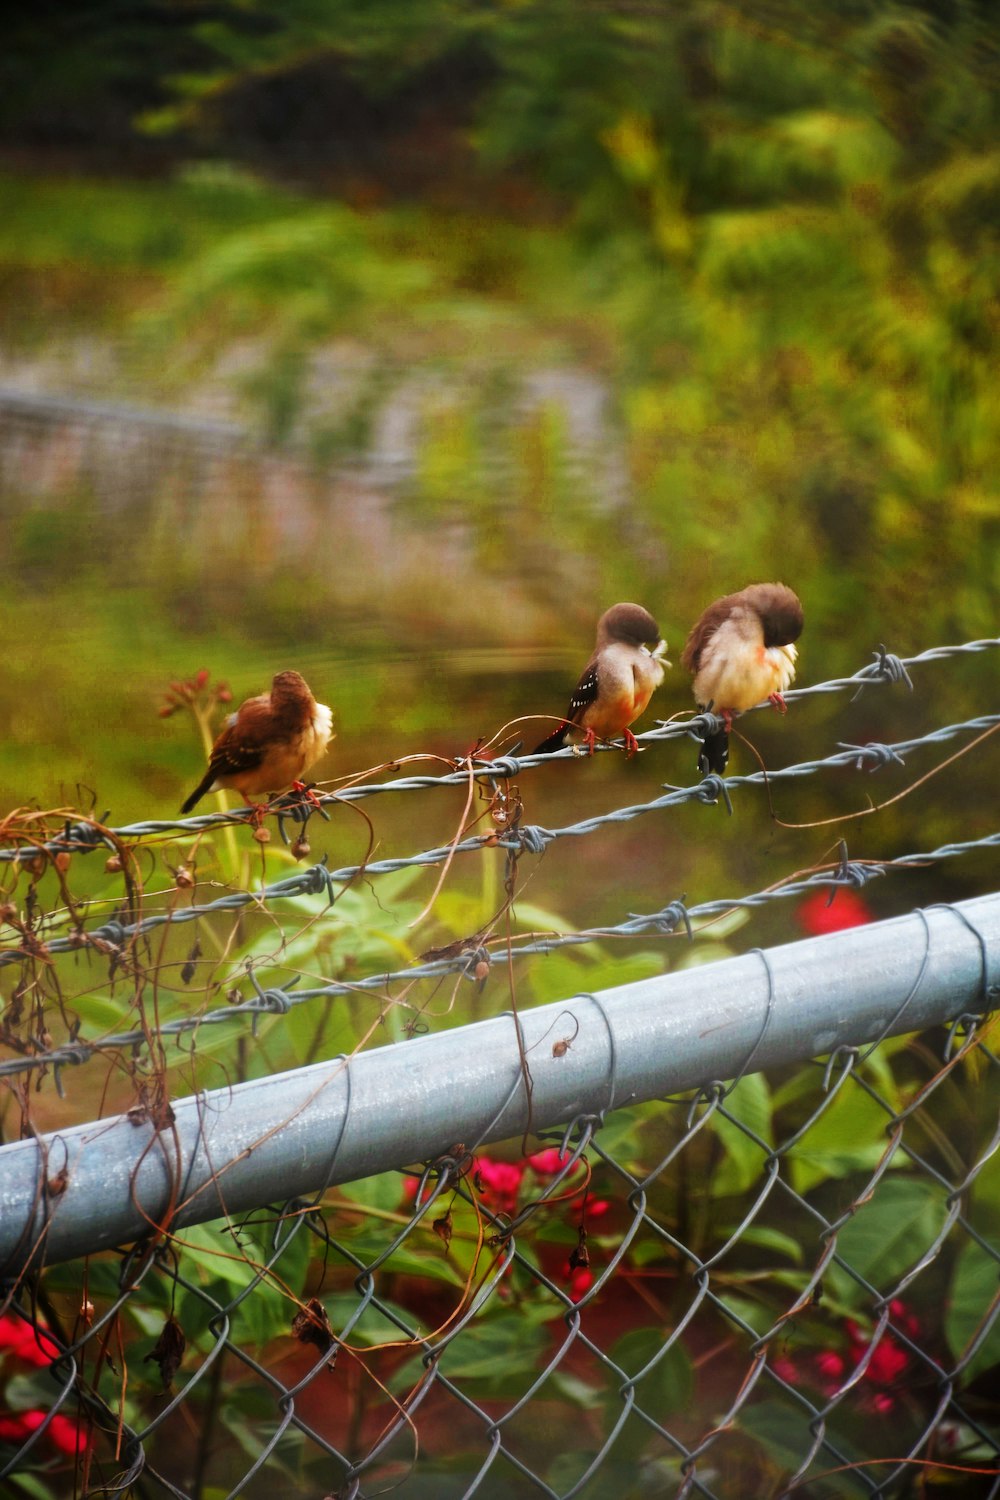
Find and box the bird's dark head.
[597,602,663,648]
[270,670,312,701]
[742,584,804,648]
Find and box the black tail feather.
[180,771,216,815]
[534,723,571,755]
[697,727,730,777]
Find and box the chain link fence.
[1,639,998,1498]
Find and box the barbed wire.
[1,635,998,1499]
[1,706,994,976]
[2,824,996,1084]
[0,636,996,861]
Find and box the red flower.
[584,1198,610,1218]
[47,1413,89,1456]
[844,1312,911,1406]
[798,888,873,937]
[527,1148,569,1176]
[0,1408,88,1455]
[400,1176,420,1203]
[0,1411,46,1442]
[568,1268,594,1303]
[0,1315,59,1367]
[889,1299,920,1338]
[771,1354,799,1384]
[863,1334,908,1385]
[816,1350,846,1382]
[476,1159,525,1215]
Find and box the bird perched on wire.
[534,603,669,757]
[681,582,803,776]
[180,670,333,815]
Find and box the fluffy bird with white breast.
[180,670,333,814]
[535,603,669,757]
[681,583,803,776]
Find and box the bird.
[681,582,803,776]
[534,603,669,757]
[180,671,333,815]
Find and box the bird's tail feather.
[180,771,216,815]
[534,723,571,755]
[697,727,729,777]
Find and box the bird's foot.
[583,727,597,756]
[721,709,734,732]
[768,692,788,715]
[241,798,272,829]
[290,780,326,812]
[622,729,640,758]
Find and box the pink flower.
[797,888,872,937]
[816,1350,846,1381]
[584,1198,610,1218]
[771,1354,799,1384]
[865,1335,908,1385]
[476,1159,525,1214]
[527,1148,569,1176]
[889,1299,920,1338]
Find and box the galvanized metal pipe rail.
[1,893,997,1276]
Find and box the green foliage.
[827,1175,948,1304]
[1,6,999,1490]
[945,1238,1000,1382]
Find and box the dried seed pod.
[253,827,271,844]
[105,853,123,874]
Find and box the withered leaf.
[568,1227,589,1271]
[144,1315,186,1388]
[432,1211,454,1251]
[291,1297,335,1359]
[46,1166,69,1197]
[180,938,202,986]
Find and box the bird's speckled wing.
[565,660,600,725]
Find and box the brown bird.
[534,603,669,757]
[681,582,803,775]
[180,670,333,815]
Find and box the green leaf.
[606,1326,693,1422]
[339,1172,408,1215]
[787,1083,895,1194]
[178,1223,258,1291]
[391,1314,547,1396]
[3,1475,58,1500]
[945,1239,1000,1383]
[589,1102,652,1164]
[829,1177,947,1304]
[712,1073,773,1196]
[716,1223,804,1265]
[738,1398,860,1497]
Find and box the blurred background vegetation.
[0,0,997,899]
[1,9,999,1492]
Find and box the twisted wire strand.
[1,708,994,975]
[0,636,996,860]
[2,823,996,1081]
